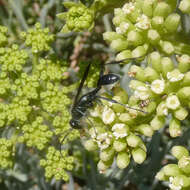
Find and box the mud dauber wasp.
[60,57,147,147]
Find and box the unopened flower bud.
[171,146,189,160]
[116,152,130,169]
[132,147,146,164]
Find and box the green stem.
[32,53,39,73]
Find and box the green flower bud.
[171,146,189,160]
[163,164,182,176]
[118,113,134,125]
[142,0,155,17]
[153,2,172,18]
[174,107,188,120]
[178,156,190,174]
[129,65,146,82]
[131,45,147,57]
[148,51,162,72]
[147,29,160,45]
[151,16,164,32]
[177,54,190,73]
[159,41,174,55]
[84,139,98,151]
[144,67,159,82]
[116,50,132,63]
[132,147,146,164]
[161,57,174,77]
[116,152,130,169]
[177,87,190,101]
[169,118,181,137]
[182,72,190,86]
[179,0,190,14]
[150,115,165,130]
[103,32,124,43]
[127,31,143,47]
[100,147,115,162]
[164,13,180,33]
[126,134,141,148]
[97,160,110,172]
[155,170,166,181]
[113,138,127,152]
[110,39,128,52]
[136,124,153,137]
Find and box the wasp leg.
[96,95,148,114]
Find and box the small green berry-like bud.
[164,13,180,33]
[174,107,188,120]
[150,115,165,130]
[171,146,189,160]
[103,32,123,43]
[151,16,164,32]
[127,31,143,46]
[177,54,190,73]
[179,0,190,14]
[147,29,160,45]
[148,51,162,72]
[100,147,115,162]
[144,67,159,82]
[142,0,154,17]
[153,2,172,18]
[161,57,174,77]
[177,87,190,101]
[84,139,98,151]
[131,45,147,57]
[113,138,127,152]
[110,39,128,52]
[178,156,190,174]
[116,50,132,63]
[126,134,141,148]
[97,160,110,172]
[129,65,146,82]
[163,164,182,176]
[155,170,166,181]
[159,41,174,55]
[116,152,130,169]
[136,124,153,137]
[118,113,134,125]
[132,147,146,164]
[169,118,181,137]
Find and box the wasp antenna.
[105,56,144,65]
[59,128,74,158]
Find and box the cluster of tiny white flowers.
[167,69,184,82]
[169,177,183,190]
[151,79,165,94]
[134,86,150,100]
[135,14,151,30]
[112,123,129,139]
[96,133,112,150]
[116,22,129,34]
[166,95,180,110]
[102,106,115,125]
[122,2,136,14]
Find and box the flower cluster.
[156,146,190,190]
[84,87,150,172]
[128,52,190,137]
[103,0,184,59]
[0,24,79,181]
[20,23,54,53]
[40,147,74,181]
[57,2,95,33]
[0,138,15,169]
[18,117,53,150]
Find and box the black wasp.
[62,57,147,144]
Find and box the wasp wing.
[72,62,91,108]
